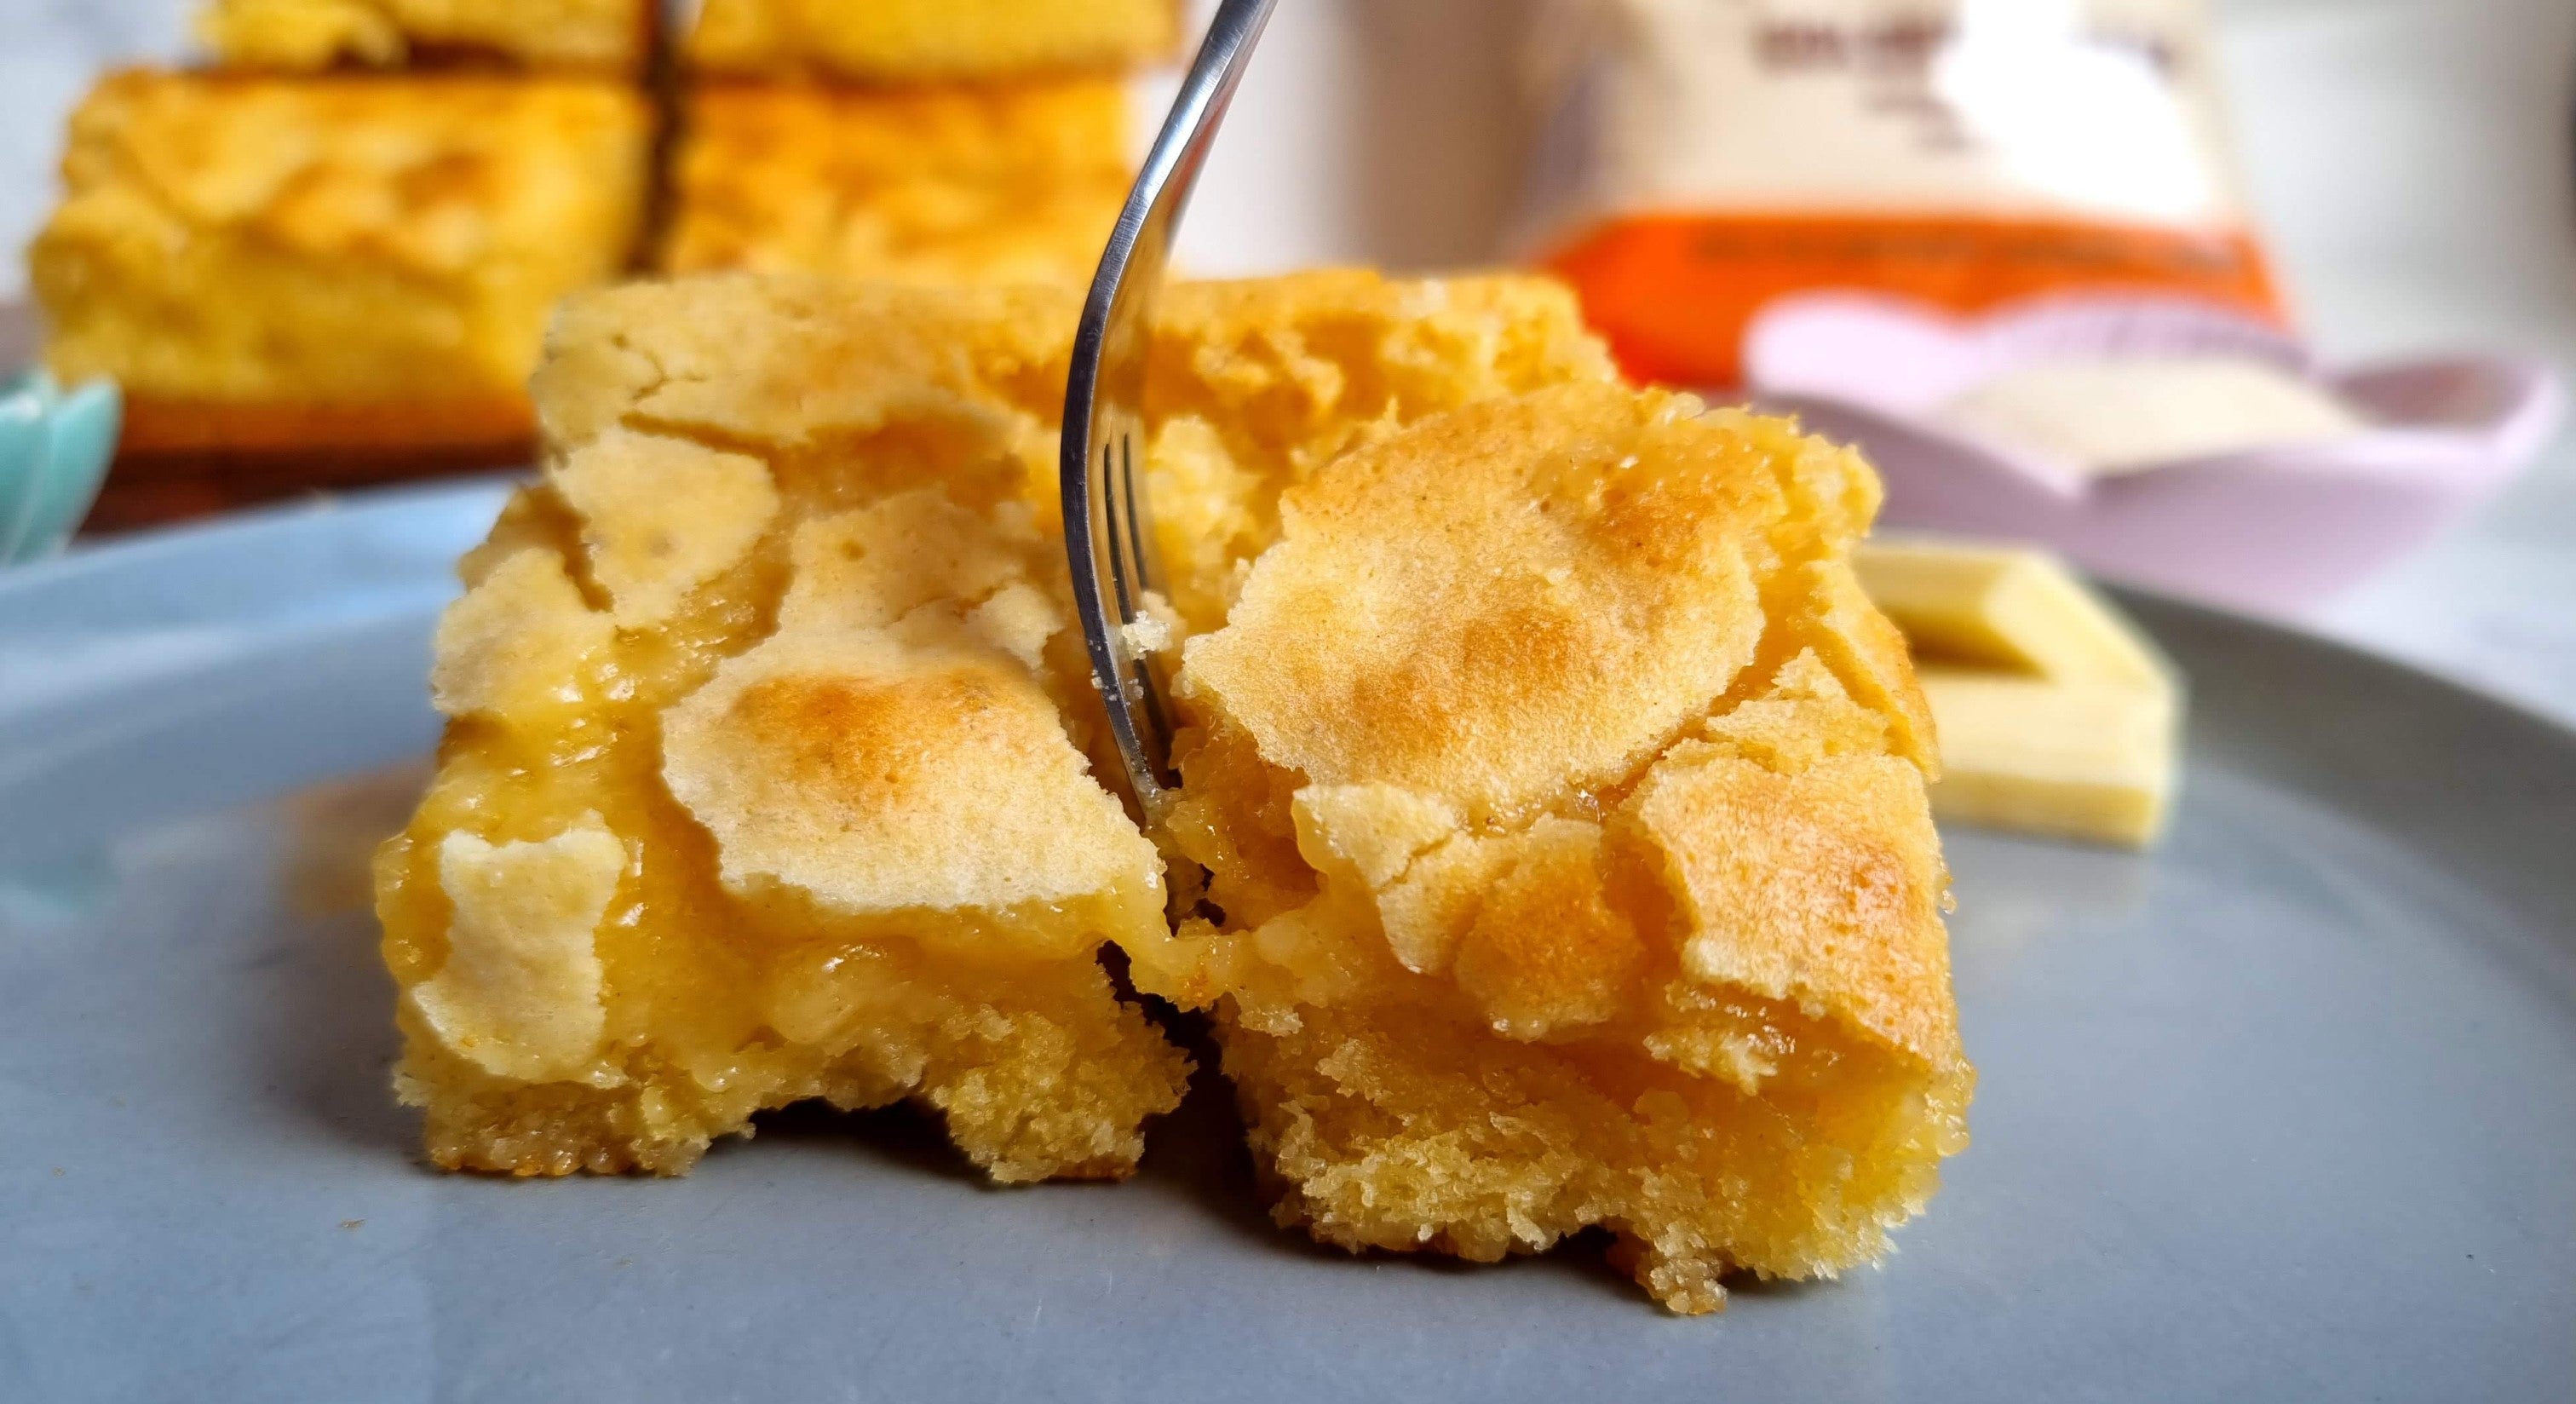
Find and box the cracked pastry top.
[195,0,656,72]
[32,70,650,456]
[688,0,1179,81]
[1125,380,1972,1315]
[661,79,1134,287]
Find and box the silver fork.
[1061,0,1279,822]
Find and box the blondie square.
[1124,383,1975,1314]
[196,0,656,72]
[689,0,1178,80]
[662,79,1133,287]
[376,275,1191,1179]
[32,71,650,457]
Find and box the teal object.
[0,369,121,567]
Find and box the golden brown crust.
[660,570,1160,924]
[528,273,1079,470]
[1141,271,1624,634]
[688,0,1180,80]
[661,80,1133,287]
[1630,743,1960,1066]
[1153,390,1954,1046]
[196,0,658,72]
[1181,384,1774,828]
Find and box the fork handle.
[1133,0,1280,241]
[1061,0,1281,818]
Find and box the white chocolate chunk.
[1855,538,2182,849]
[1854,538,2171,692]
[1918,672,2179,848]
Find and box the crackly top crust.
[688,0,1179,80]
[428,265,1619,924]
[1140,271,1621,633]
[1147,273,1616,406]
[1636,732,1960,1065]
[528,273,1078,493]
[523,276,1952,1070]
[197,0,653,72]
[46,71,647,285]
[1155,384,1959,1069]
[662,80,1133,288]
[532,269,1619,578]
[657,488,1156,924]
[515,273,1163,929]
[34,70,649,402]
[1182,384,1774,828]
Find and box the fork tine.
[1117,434,1149,619]
[1103,437,1136,622]
[1115,431,1177,745]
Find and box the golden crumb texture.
[196,0,654,72]
[662,79,1134,287]
[1127,375,1970,1313]
[32,70,649,449]
[689,0,1178,80]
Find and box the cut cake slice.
[372,266,1971,1309]
[375,278,1187,1180]
[1126,383,1975,1313]
[32,70,651,462]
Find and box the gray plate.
[3,482,2573,1403]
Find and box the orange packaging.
[1517,0,2290,387]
